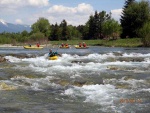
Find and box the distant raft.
[59,46,70,49]
[49,56,58,60]
[74,45,89,49]
[23,46,43,49]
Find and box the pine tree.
[88,15,95,39]
[60,20,68,40]
[120,0,135,38]
[51,23,60,40]
[121,0,150,38]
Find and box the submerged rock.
[107,66,119,70]
[113,52,123,56]
[71,60,83,63]
[0,55,7,62]
[50,77,103,87]
[117,57,144,62]
[116,83,130,89]
[0,82,16,90]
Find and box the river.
[0,46,150,113]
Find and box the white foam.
[10,76,59,91]
[122,53,150,57]
[64,84,128,110]
[5,56,21,62]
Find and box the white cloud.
[111,9,122,22]
[0,0,49,7]
[27,0,49,6]
[45,3,94,26]
[15,19,23,24]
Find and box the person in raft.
[82,42,87,47]
[36,43,40,47]
[61,43,64,47]
[28,44,31,47]
[79,42,82,47]
[65,43,69,47]
[48,49,61,57]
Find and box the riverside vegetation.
[0,0,150,47]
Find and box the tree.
[21,30,28,37]
[30,32,45,42]
[98,11,111,39]
[102,19,121,40]
[86,11,111,39]
[120,0,150,38]
[31,17,51,37]
[60,19,69,40]
[120,0,135,38]
[51,23,61,40]
[138,21,150,47]
[87,15,95,39]
[67,25,81,40]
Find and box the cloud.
[0,0,49,7]
[27,0,49,7]
[44,3,94,26]
[111,9,122,22]
[15,19,23,24]
[48,3,93,15]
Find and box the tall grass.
[49,38,142,47]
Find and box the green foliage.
[102,19,121,39]
[31,17,51,37]
[138,21,150,47]
[21,30,28,37]
[49,38,142,47]
[50,23,61,40]
[121,0,150,38]
[84,11,111,39]
[60,19,69,40]
[30,32,45,42]
[67,25,81,40]
[0,35,12,44]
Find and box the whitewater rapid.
[1,52,150,113]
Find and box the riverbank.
[0,44,22,48]
[50,38,143,47]
[0,38,143,48]
[0,44,52,48]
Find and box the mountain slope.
[0,20,31,33]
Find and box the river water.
[0,46,150,113]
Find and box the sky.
[0,0,127,26]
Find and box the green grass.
[49,38,143,47]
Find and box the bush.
[138,22,150,47]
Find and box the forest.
[0,0,150,46]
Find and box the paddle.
[55,45,62,57]
[50,44,62,57]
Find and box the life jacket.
[65,44,68,47]
[83,43,86,47]
[37,43,40,47]
[79,43,82,47]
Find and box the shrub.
[138,22,150,47]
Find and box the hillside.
[0,20,31,33]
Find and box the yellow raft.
[23,46,43,49]
[49,56,58,60]
[74,45,89,49]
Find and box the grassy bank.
[49,38,142,47]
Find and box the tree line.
[0,0,150,46]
